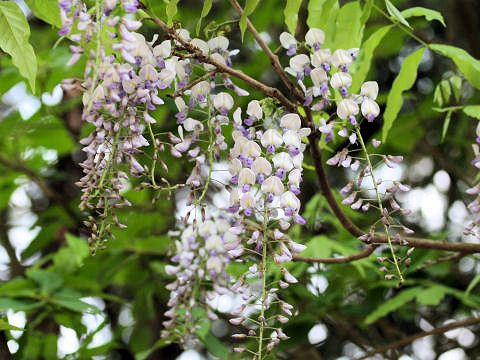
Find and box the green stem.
[355,127,403,282]
[192,98,213,206]
[147,122,158,187]
[91,130,120,200]
[372,3,430,50]
[86,0,103,113]
[257,198,269,360]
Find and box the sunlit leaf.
[441,109,453,143]
[351,25,392,92]
[0,318,25,331]
[196,0,213,35]
[364,287,419,325]
[0,1,37,92]
[23,0,61,28]
[332,1,363,50]
[382,47,425,141]
[450,75,462,102]
[307,0,339,46]
[466,272,480,296]
[166,0,180,26]
[384,0,412,29]
[239,0,260,40]
[430,44,480,90]
[50,289,100,314]
[284,0,303,34]
[463,105,480,119]
[401,6,446,27]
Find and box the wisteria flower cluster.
[162,218,233,343]
[279,28,415,280]
[59,0,415,356]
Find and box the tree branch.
[167,70,217,98]
[370,235,480,253]
[356,317,480,360]
[307,131,365,237]
[415,252,468,271]
[147,10,480,257]
[293,244,377,264]
[145,16,297,113]
[228,0,305,103]
[306,129,480,254]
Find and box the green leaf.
[239,0,260,41]
[416,286,446,306]
[25,115,75,155]
[26,268,63,294]
[54,233,90,273]
[440,79,452,104]
[401,6,446,27]
[450,75,462,102]
[430,44,480,90]
[50,289,100,314]
[466,272,480,296]
[385,0,412,29]
[441,110,453,143]
[360,0,373,26]
[23,0,61,28]
[433,84,444,107]
[0,2,37,92]
[43,333,58,360]
[135,336,177,360]
[65,233,90,263]
[198,330,229,358]
[332,1,363,50]
[364,287,419,325]
[351,25,392,92]
[196,0,213,35]
[166,0,180,27]
[284,0,303,34]
[0,298,44,312]
[0,318,25,331]
[307,0,339,47]
[303,235,333,259]
[463,105,480,119]
[382,47,425,142]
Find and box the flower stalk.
[355,127,403,282]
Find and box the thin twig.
[356,317,480,360]
[167,71,217,99]
[145,16,297,113]
[293,244,377,264]
[305,130,480,254]
[145,10,480,257]
[415,252,468,271]
[228,0,305,103]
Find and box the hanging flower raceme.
[277,26,409,282]
[162,218,234,343]
[219,105,310,355]
[60,5,415,357]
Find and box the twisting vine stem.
[355,127,403,282]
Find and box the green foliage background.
[0,0,479,359]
